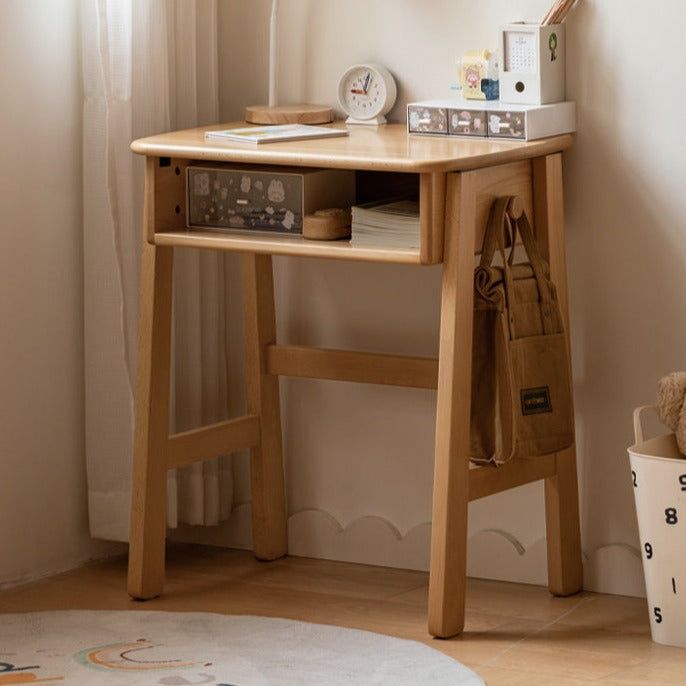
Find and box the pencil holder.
[499,23,565,105]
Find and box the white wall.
[0,0,120,588]
[182,0,686,597]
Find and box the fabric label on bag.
[521,386,553,415]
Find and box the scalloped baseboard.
[170,505,646,597]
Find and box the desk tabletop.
[131,122,572,174]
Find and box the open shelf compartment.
[147,157,446,265]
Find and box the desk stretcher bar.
[167,415,260,470]
[163,341,559,502]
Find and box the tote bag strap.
[480,196,559,336]
[479,197,518,337]
[511,210,560,334]
[480,197,512,268]
[483,196,551,302]
[481,198,518,310]
[510,210,553,305]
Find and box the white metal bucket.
[628,406,686,647]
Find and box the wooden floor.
[1,544,683,685]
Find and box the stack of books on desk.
[351,199,420,249]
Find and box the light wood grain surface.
[166,415,260,471]
[428,171,478,638]
[127,241,173,601]
[153,229,424,264]
[241,254,289,562]
[1,546,679,686]
[533,153,584,597]
[266,345,439,389]
[131,122,573,174]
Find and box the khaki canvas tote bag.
[470,196,575,466]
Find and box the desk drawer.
[408,105,448,135]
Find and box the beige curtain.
[82,0,234,541]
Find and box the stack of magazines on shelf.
[351,199,420,249]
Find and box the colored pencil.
[541,0,580,25]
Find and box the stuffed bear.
[657,372,686,455]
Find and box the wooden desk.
[128,122,582,638]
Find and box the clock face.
[339,65,393,120]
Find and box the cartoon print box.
[187,165,355,236]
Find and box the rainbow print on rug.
[0,611,483,685]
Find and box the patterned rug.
[0,611,483,685]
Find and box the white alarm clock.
[338,63,397,126]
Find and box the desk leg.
[534,154,583,597]
[128,243,174,600]
[428,172,477,638]
[242,254,288,561]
